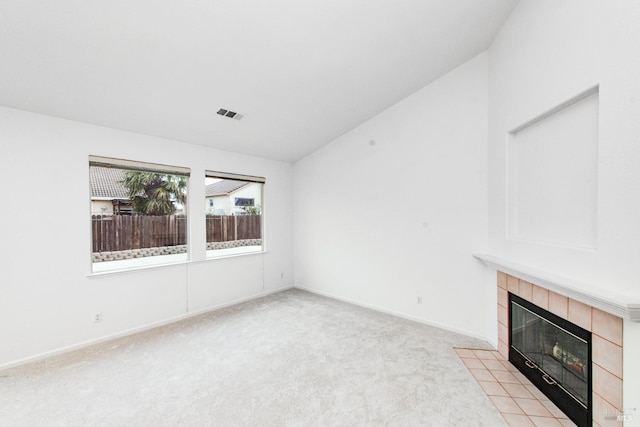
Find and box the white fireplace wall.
[506,89,599,250]
[488,0,640,418]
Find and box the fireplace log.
[552,342,585,376]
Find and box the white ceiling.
[0,0,519,163]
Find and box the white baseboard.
[294,284,494,347]
[2,284,496,371]
[0,285,294,371]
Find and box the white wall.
[91,199,114,216]
[488,0,640,418]
[0,106,294,367]
[293,53,491,339]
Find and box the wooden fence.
[205,215,261,244]
[92,215,261,252]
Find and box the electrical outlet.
[94,312,103,323]
[417,296,423,304]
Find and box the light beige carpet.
[0,289,506,426]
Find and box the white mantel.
[473,253,640,322]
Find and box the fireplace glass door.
[509,293,591,427]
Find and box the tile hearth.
[455,347,576,427]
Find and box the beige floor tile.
[529,415,564,427]
[454,348,476,358]
[456,347,572,427]
[481,358,509,371]
[478,380,510,397]
[474,349,497,360]
[460,357,485,369]
[491,369,521,384]
[502,413,536,427]
[469,368,495,382]
[514,398,554,417]
[502,382,536,399]
[501,360,519,371]
[489,396,524,415]
[510,369,531,384]
[491,350,505,360]
[541,400,568,418]
[524,383,550,401]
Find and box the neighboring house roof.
[90,166,129,199]
[205,180,249,197]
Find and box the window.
[205,171,264,257]
[234,197,255,207]
[89,156,190,273]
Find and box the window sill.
[88,259,189,278]
[87,249,267,278]
[206,245,264,259]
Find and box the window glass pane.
[205,173,263,257]
[90,160,189,272]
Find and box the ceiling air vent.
[217,108,244,120]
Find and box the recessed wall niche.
[507,88,599,249]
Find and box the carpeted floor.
[0,289,506,426]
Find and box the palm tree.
[121,171,187,216]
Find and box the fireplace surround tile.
[568,299,592,331]
[592,363,623,410]
[498,286,508,307]
[519,279,533,301]
[498,340,509,360]
[532,285,550,310]
[498,304,508,327]
[548,291,569,319]
[591,309,623,346]
[498,271,508,289]
[592,392,622,427]
[495,272,626,426]
[498,322,508,344]
[592,334,623,379]
[508,275,519,294]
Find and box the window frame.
[89,156,191,274]
[205,170,265,258]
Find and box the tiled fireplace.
[497,271,623,427]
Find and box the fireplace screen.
[509,293,591,427]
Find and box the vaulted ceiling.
[0,0,519,162]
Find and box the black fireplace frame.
[508,293,592,427]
